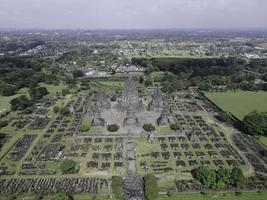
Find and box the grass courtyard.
[205,91,267,120]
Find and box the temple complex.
[157,106,171,126]
[95,90,111,111]
[91,106,105,127]
[148,86,163,111]
[124,109,139,127]
[117,76,143,111]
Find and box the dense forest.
[132,57,267,92]
[0,56,57,96]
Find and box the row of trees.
[243,111,267,136]
[192,166,245,190]
[132,57,267,92]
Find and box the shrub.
[111,176,123,200]
[79,124,90,132]
[60,159,77,174]
[144,173,158,200]
[170,123,179,131]
[143,123,155,132]
[53,106,59,113]
[107,124,119,132]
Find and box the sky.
[0,0,266,30]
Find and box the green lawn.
[259,135,267,147]
[157,192,267,200]
[39,82,66,95]
[205,91,267,120]
[0,88,28,111]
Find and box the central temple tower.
[117,75,143,112]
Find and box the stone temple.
[148,86,163,111]
[95,89,111,112]
[117,75,144,112]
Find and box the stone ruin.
[95,90,111,111]
[124,109,139,127]
[117,75,144,112]
[91,106,105,127]
[148,86,163,111]
[123,175,144,200]
[157,106,171,126]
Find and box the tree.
[170,123,179,131]
[139,76,144,84]
[193,166,216,188]
[0,83,16,96]
[10,95,33,111]
[72,70,84,78]
[230,167,245,188]
[243,111,267,136]
[29,86,49,100]
[111,176,123,200]
[60,159,77,174]
[107,124,119,132]
[143,124,155,132]
[62,88,71,96]
[59,106,70,116]
[143,173,158,200]
[53,106,59,113]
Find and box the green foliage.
[144,173,159,200]
[53,106,59,113]
[243,111,267,136]
[143,123,155,132]
[79,116,91,132]
[230,167,245,188]
[193,167,245,190]
[0,57,46,94]
[32,194,43,200]
[0,120,9,128]
[107,124,119,132]
[10,95,33,111]
[110,95,117,101]
[111,176,123,200]
[193,166,216,188]
[0,83,16,96]
[59,106,70,116]
[60,159,77,174]
[62,88,71,96]
[29,86,49,100]
[170,123,179,131]
[52,192,72,200]
[72,70,84,78]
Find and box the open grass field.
[157,192,267,200]
[0,88,28,111]
[259,135,267,148]
[205,91,267,120]
[39,82,66,95]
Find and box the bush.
[78,116,91,132]
[192,166,245,190]
[143,123,155,132]
[107,124,119,132]
[60,159,77,174]
[59,106,70,116]
[10,95,33,111]
[111,176,123,200]
[53,106,59,113]
[170,123,179,131]
[0,120,9,128]
[79,124,90,132]
[144,173,158,200]
[110,95,117,102]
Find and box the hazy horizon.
[0,0,267,30]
